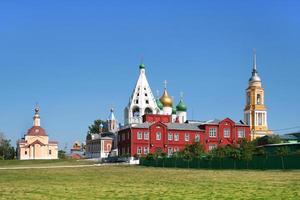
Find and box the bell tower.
[244,50,272,140]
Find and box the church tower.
[124,63,159,124]
[244,50,272,140]
[107,108,118,133]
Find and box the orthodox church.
[16,106,58,160]
[124,63,187,125]
[85,108,119,159]
[244,50,273,139]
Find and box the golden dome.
[159,89,173,107]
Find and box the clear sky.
[1,1,300,149]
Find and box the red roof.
[26,126,47,136]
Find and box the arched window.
[145,107,153,114]
[257,94,261,105]
[132,107,140,117]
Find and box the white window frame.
[195,134,200,142]
[144,132,149,140]
[168,133,173,141]
[238,129,245,138]
[144,147,149,154]
[209,128,217,137]
[168,147,173,156]
[224,128,230,138]
[174,133,179,141]
[185,133,189,142]
[156,132,161,140]
[137,147,142,154]
[137,132,142,140]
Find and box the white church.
[124,63,187,125]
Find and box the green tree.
[276,146,289,170]
[87,119,108,137]
[240,140,255,169]
[58,150,66,159]
[212,146,227,169]
[0,133,15,160]
[229,147,242,169]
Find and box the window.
[135,100,139,104]
[209,128,217,137]
[185,133,189,141]
[238,129,245,138]
[25,151,27,155]
[137,132,142,140]
[145,100,149,104]
[122,133,125,141]
[258,113,263,125]
[224,128,230,138]
[257,94,261,105]
[145,93,148,96]
[137,147,142,154]
[168,147,173,156]
[156,132,161,140]
[168,133,173,141]
[195,134,200,142]
[209,144,217,151]
[144,147,149,154]
[144,132,149,140]
[49,150,52,155]
[174,133,179,141]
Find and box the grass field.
[0,160,299,200]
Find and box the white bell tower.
[124,63,159,124]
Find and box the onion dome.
[156,98,163,110]
[160,89,173,107]
[139,63,145,69]
[176,99,187,112]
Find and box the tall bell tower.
[244,50,272,140]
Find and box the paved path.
[0,163,130,170]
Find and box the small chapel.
[16,106,58,160]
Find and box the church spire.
[249,49,261,84]
[33,104,41,126]
[253,48,257,72]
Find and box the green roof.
[139,63,145,69]
[156,99,163,110]
[176,99,187,112]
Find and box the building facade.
[118,114,250,156]
[85,109,118,159]
[124,63,188,125]
[244,50,272,140]
[17,106,58,160]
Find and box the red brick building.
[118,114,250,156]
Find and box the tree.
[87,119,108,137]
[58,150,66,159]
[276,146,289,170]
[254,135,282,146]
[0,133,15,160]
[229,147,242,169]
[212,147,228,168]
[240,140,255,169]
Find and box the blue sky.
[1,1,300,149]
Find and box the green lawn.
[0,161,299,199]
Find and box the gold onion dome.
[159,89,173,107]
